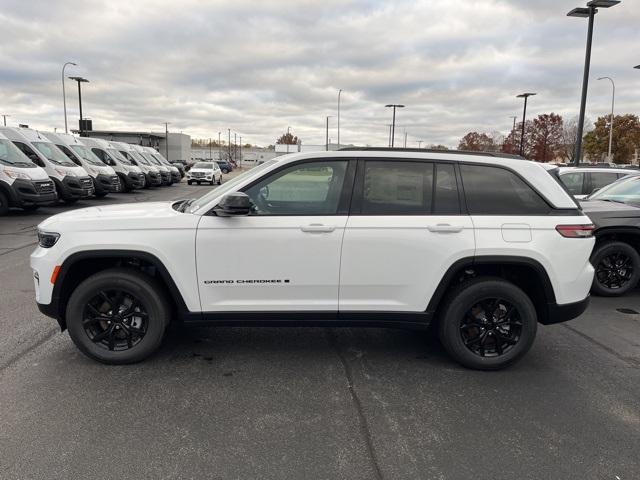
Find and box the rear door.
[339,159,475,312]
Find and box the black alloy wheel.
[595,253,633,291]
[591,241,640,297]
[82,289,149,351]
[460,298,522,358]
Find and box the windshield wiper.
[599,199,626,204]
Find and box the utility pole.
[69,76,89,136]
[337,89,342,148]
[163,122,170,160]
[209,137,212,160]
[404,130,407,148]
[234,133,237,162]
[385,104,405,148]
[239,136,242,167]
[218,131,221,161]
[1,114,9,127]
[388,124,392,147]
[597,76,615,162]
[228,129,231,161]
[417,140,423,149]
[516,93,536,157]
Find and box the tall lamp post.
[568,0,621,166]
[1,114,9,127]
[337,89,342,149]
[385,104,404,148]
[516,93,536,156]
[325,116,334,151]
[62,62,76,133]
[597,76,615,162]
[218,131,221,161]
[68,76,89,136]
[162,122,170,160]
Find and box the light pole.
[209,137,212,160]
[509,115,518,148]
[417,140,423,149]
[325,116,334,151]
[228,129,231,161]
[286,126,291,153]
[516,93,536,157]
[239,136,242,167]
[1,114,9,127]
[385,104,404,148]
[62,62,76,133]
[218,131,221,161]
[387,124,392,147]
[597,76,615,162]
[568,0,620,166]
[68,76,89,136]
[234,133,237,162]
[162,122,170,160]
[337,89,342,148]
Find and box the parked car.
[557,167,634,199]
[81,138,145,191]
[580,174,640,296]
[110,141,162,188]
[32,149,595,369]
[43,132,120,198]
[0,131,57,214]
[187,161,222,185]
[216,160,233,174]
[0,126,93,203]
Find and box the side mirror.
[213,192,252,216]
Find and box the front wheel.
[66,268,170,364]
[591,241,640,296]
[438,278,537,370]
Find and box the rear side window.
[361,161,433,214]
[560,172,585,195]
[590,172,620,192]
[460,164,550,215]
[434,163,460,214]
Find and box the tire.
[217,176,222,185]
[210,180,214,186]
[590,241,640,296]
[66,268,170,364]
[197,181,201,185]
[187,180,192,185]
[222,168,229,174]
[0,191,8,216]
[437,277,537,370]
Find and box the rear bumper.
[542,296,590,325]
[7,179,58,207]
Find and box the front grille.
[110,176,120,185]
[192,172,204,178]
[35,181,55,194]
[80,177,93,188]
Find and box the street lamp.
[325,116,334,151]
[286,126,291,153]
[68,76,89,136]
[568,0,621,166]
[162,122,170,160]
[385,104,404,147]
[337,89,342,148]
[62,62,77,133]
[516,93,536,157]
[597,76,615,162]
[1,114,9,127]
[218,131,221,161]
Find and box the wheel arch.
[426,256,557,325]
[593,226,640,254]
[51,249,190,330]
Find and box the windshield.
[187,160,278,213]
[587,175,640,204]
[152,153,170,165]
[143,152,162,166]
[193,162,214,169]
[107,148,133,165]
[32,142,76,166]
[68,144,105,166]
[0,139,36,167]
[129,150,150,165]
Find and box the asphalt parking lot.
[1,180,639,480]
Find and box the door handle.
[427,224,464,233]
[300,224,336,233]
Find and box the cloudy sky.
[1,0,639,148]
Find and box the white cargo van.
[42,132,121,197]
[80,138,145,191]
[0,127,93,203]
[110,141,162,188]
[144,146,181,183]
[131,145,172,185]
[0,131,57,214]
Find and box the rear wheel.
[0,191,10,215]
[438,278,537,370]
[591,241,640,296]
[66,268,170,364]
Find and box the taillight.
[556,224,595,238]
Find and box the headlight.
[4,169,32,180]
[38,230,60,248]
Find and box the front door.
[196,159,354,312]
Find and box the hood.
[579,199,640,227]
[38,201,199,233]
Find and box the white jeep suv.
[32,149,595,369]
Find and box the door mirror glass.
[214,192,253,216]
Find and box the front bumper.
[159,171,171,185]
[542,295,590,325]
[94,174,121,194]
[53,176,94,200]
[7,179,58,207]
[121,172,145,190]
[170,171,181,183]
[145,171,163,187]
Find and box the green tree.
[583,114,640,164]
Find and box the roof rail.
[337,147,524,160]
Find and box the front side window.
[361,161,433,215]
[244,160,348,215]
[559,172,585,195]
[460,164,550,215]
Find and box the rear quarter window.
[460,164,550,215]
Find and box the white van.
[130,144,172,185]
[80,138,145,191]
[109,141,162,188]
[0,132,57,214]
[0,127,93,203]
[144,146,181,183]
[43,132,121,197]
